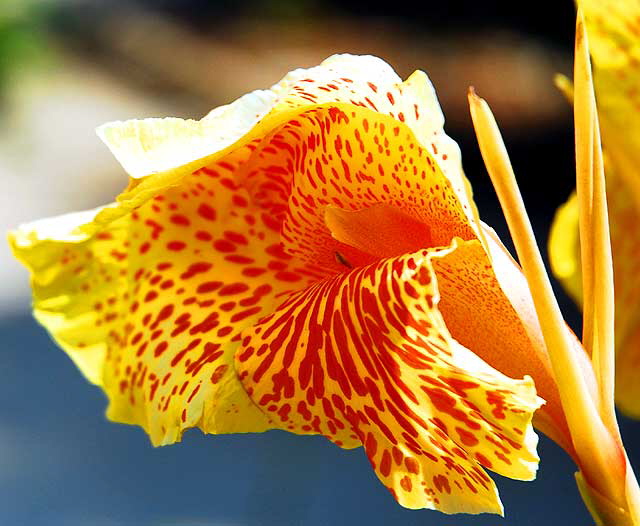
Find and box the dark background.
[2,1,637,525]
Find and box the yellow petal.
[236,243,542,514]
[240,103,477,273]
[578,0,640,169]
[549,192,583,306]
[606,168,640,418]
[10,146,326,446]
[10,207,126,385]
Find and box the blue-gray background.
[2,1,638,525]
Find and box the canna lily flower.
[549,0,640,418]
[9,54,591,515]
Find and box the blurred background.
[1,0,638,524]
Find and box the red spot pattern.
[236,250,538,510]
[238,105,474,274]
[73,147,327,445]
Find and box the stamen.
[468,85,626,507]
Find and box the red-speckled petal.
[324,199,575,455]
[10,148,326,446]
[236,241,542,514]
[238,104,476,272]
[273,55,476,220]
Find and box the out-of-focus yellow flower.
[8,54,576,515]
[550,0,640,418]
